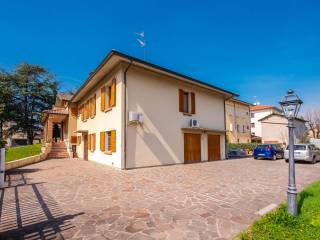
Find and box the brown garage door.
[184,133,201,163]
[208,134,221,161]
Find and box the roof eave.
[71,50,239,102]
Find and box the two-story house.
[259,113,307,145]
[250,105,281,142]
[225,98,251,143]
[43,50,237,169]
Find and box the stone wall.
[5,143,52,171]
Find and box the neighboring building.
[43,50,237,169]
[3,122,42,147]
[225,98,251,143]
[259,113,307,145]
[250,105,282,142]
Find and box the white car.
[284,144,320,164]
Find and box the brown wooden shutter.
[89,98,92,118]
[80,104,84,121]
[191,92,195,114]
[101,87,106,112]
[179,89,184,112]
[71,136,77,144]
[86,100,90,120]
[100,132,105,151]
[90,98,93,118]
[77,136,81,145]
[93,94,96,116]
[110,79,116,107]
[111,130,116,152]
[71,106,78,116]
[93,133,96,150]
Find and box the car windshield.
[256,145,271,150]
[286,145,307,150]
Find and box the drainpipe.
[123,61,133,170]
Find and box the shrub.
[0,139,7,148]
[227,143,257,152]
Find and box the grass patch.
[5,144,42,162]
[237,180,320,240]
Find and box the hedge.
[227,143,258,152]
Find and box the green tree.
[0,68,16,139]
[8,63,58,144]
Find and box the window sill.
[105,107,113,113]
[183,112,192,116]
[104,151,112,155]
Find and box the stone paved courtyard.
[0,158,319,240]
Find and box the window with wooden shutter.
[178,89,195,115]
[101,87,106,112]
[71,136,77,144]
[191,92,195,114]
[111,130,116,152]
[100,132,105,151]
[109,79,116,107]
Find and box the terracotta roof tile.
[250,105,275,111]
[42,108,68,115]
[57,93,73,101]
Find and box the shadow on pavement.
[0,169,83,240]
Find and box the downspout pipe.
[123,61,133,170]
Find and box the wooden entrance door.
[184,133,201,163]
[208,134,221,161]
[84,134,88,160]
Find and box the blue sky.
[1,0,320,111]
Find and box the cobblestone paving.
[1,158,319,240]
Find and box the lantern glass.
[279,90,303,119]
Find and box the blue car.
[253,144,284,160]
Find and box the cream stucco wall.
[126,66,226,169]
[260,115,306,145]
[75,65,124,168]
[225,100,250,143]
[250,109,276,137]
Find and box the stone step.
[46,142,69,159]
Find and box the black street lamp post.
[279,90,303,216]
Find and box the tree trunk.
[27,130,34,145]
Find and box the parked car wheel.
[285,159,288,163]
[276,153,283,159]
[312,156,316,164]
[254,156,257,160]
[272,154,277,160]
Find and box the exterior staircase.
[47,142,70,159]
